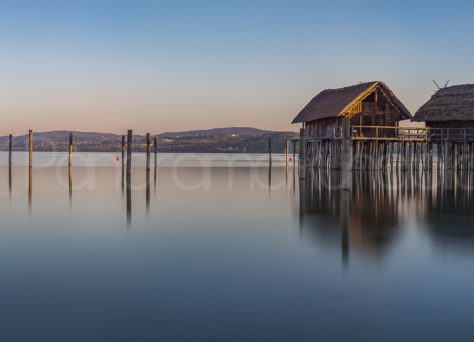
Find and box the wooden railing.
[350,126,427,141]
[335,126,474,142]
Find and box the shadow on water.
[126,172,132,228]
[68,165,72,205]
[28,166,32,212]
[121,163,124,198]
[146,168,150,216]
[419,171,474,252]
[298,169,474,264]
[8,163,12,202]
[268,165,272,195]
[154,163,157,195]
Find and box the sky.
[0,0,473,134]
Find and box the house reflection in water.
[420,171,474,252]
[298,171,401,265]
[297,169,474,265]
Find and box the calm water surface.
[1,152,474,341]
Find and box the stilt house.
[413,84,474,129]
[292,81,412,139]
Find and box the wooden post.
[126,130,133,175]
[299,128,306,179]
[28,130,33,209]
[341,118,352,190]
[68,133,73,202]
[28,129,33,210]
[146,134,151,214]
[293,140,296,167]
[126,130,132,227]
[285,138,289,169]
[29,130,33,168]
[268,138,272,166]
[8,134,12,198]
[68,133,73,167]
[146,133,151,171]
[8,134,12,166]
[121,135,125,166]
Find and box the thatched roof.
[292,81,411,124]
[414,84,474,122]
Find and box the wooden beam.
[29,130,33,168]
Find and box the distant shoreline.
[0,127,298,154]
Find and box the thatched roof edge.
[413,84,474,122]
[292,81,411,124]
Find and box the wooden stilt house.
[413,84,474,129]
[292,81,412,139]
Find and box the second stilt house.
[292,81,412,139]
[413,84,474,130]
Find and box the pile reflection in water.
[298,169,474,264]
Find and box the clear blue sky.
[0,0,473,134]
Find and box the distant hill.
[159,127,274,138]
[0,128,297,153]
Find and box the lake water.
[1,152,474,341]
